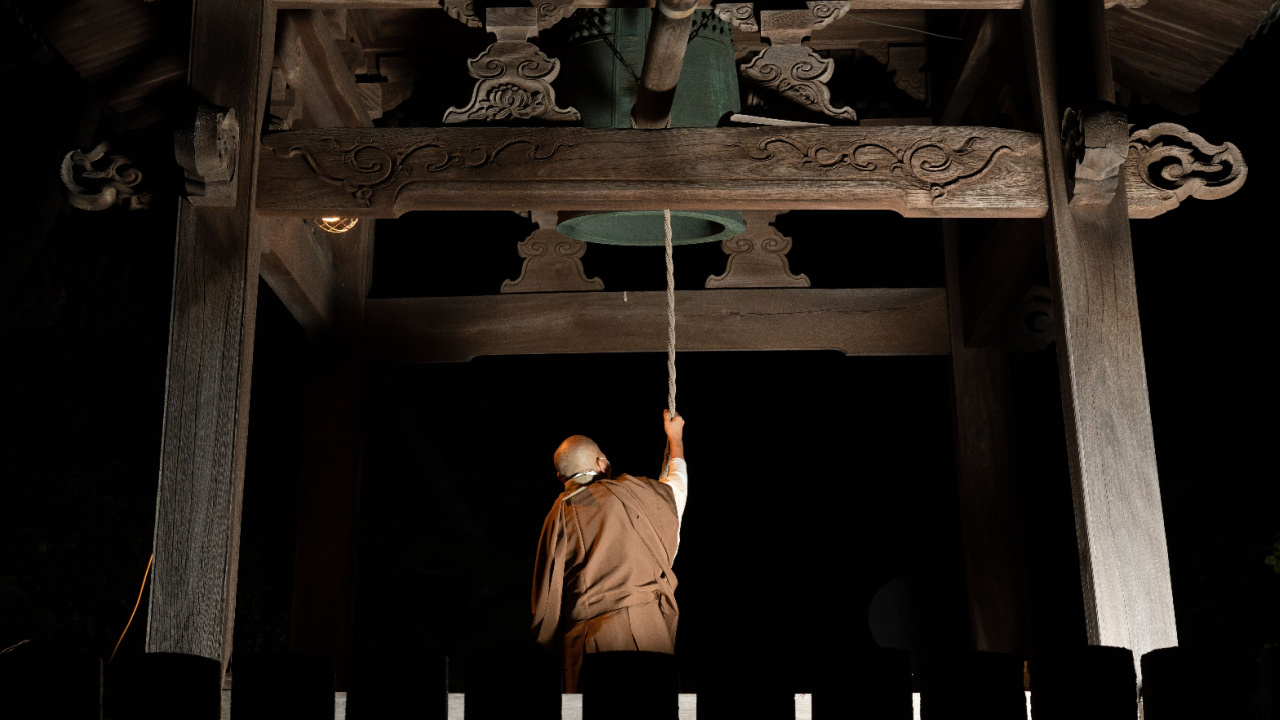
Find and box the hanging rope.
[663,209,677,418]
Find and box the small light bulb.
[314,217,359,233]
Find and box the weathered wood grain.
[1024,0,1178,678]
[146,0,275,678]
[276,9,372,130]
[259,217,342,335]
[943,220,1031,656]
[364,288,949,363]
[257,126,1049,218]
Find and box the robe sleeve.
[531,497,567,649]
[660,458,688,558]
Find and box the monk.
[531,410,688,692]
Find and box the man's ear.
[596,457,609,474]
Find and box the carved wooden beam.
[364,287,949,362]
[257,126,1049,217]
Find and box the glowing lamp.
[314,217,359,233]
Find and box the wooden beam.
[939,11,1006,125]
[274,0,1024,9]
[290,219,373,690]
[1023,0,1177,679]
[257,126,1049,218]
[145,0,275,679]
[944,219,1031,656]
[276,9,372,129]
[259,217,342,335]
[364,288,950,363]
[959,218,1044,348]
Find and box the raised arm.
[664,409,684,461]
[660,410,688,557]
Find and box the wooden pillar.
[145,0,276,677]
[1023,0,1178,674]
[943,220,1032,656]
[289,219,373,690]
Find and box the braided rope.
[663,209,676,418]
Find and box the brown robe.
[531,473,680,692]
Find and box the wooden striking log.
[146,0,275,678]
[944,220,1031,657]
[364,288,949,363]
[1023,0,1177,680]
[632,0,699,129]
[257,126,1049,217]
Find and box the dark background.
[1,0,1277,695]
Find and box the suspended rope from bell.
[664,209,677,419]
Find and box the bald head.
[554,435,606,481]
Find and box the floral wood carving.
[443,0,482,27]
[715,2,758,32]
[1125,122,1247,217]
[1061,106,1129,205]
[278,136,576,206]
[59,142,149,211]
[502,210,604,293]
[728,135,1013,200]
[706,211,809,289]
[740,45,856,121]
[444,41,580,123]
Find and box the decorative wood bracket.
[1124,121,1247,218]
[861,42,927,103]
[501,210,604,293]
[715,2,758,32]
[1062,105,1128,205]
[706,210,809,288]
[740,2,856,122]
[175,105,239,207]
[443,5,580,124]
[59,141,149,211]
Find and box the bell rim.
[556,210,745,247]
